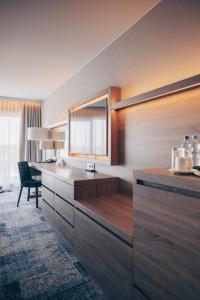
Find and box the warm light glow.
[70,153,108,160]
[70,93,109,112]
[0,100,41,113]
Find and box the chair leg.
[27,188,30,201]
[35,187,38,208]
[17,186,23,207]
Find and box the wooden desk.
[32,162,134,300]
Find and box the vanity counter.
[31,162,117,186]
[134,167,200,195]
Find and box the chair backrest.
[18,161,32,184]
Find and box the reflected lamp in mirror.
[39,141,54,161]
[54,141,65,162]
[53,141,65,150]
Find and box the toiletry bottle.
[180,135,193,170]
[181,135,192,155]
[191,135,200,166]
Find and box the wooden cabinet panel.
[42,173,55,192]
[42,200,54,227]
[55,194,74,226]
[42,186,55,208]
[74,179,118,200]
[55,212,74,246]
[55,179,74,202]
[134,184,200,300]
[74,209,133,300]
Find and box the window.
[0,110,21,187]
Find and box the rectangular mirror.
[69,96,108,158]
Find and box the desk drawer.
[55,194,74,226]
[55,179,74,202]
[42,173,54,192]
[42,200,54,227]
[74,209,133,300]
[42,186,54,208]
[55,212,74,246]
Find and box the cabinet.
[42,200,54,227]
[55,194,74,226]
[133,172,200,300]
[35,163,133,300]
[42,186,54,208]
[55,213,74,246]
[42,173,54,191]
[74,209,133,300]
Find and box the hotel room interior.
[0,0,199,299]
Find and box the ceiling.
[0,0,159,100]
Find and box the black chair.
[17,161,41,208]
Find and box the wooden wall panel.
[64,87,200,196]
[117,87,200,194]
[134,183,200,300]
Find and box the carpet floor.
[0,190,104,300]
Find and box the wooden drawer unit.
[134,183,200,300]
[55,194,74,226]
[55,212,74,246]
[55,179,74,202]
[74,209,133,300]
[42,173,55,191]
[42,200,54,227]
[42,186,55,208]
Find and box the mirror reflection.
[70,98,108,157]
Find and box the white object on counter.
[56,158,64,166]
[175,156,193,171]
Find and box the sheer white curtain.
[0,100,22,187]
[70,108,107,156]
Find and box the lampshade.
[27,127,49,141]
[39,141,54,150]
[53,141,65,150]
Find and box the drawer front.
[42,173,54,192]
[55,212,74,246]
[55,179,74,202]
[42,186,54,208]
[74,209,133,300]
[134,184,200,300]
[42,200,54,227]
[55,194,74,226]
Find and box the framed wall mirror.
[68,87,121,165]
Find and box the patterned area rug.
[0,190,104,300]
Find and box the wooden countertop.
[134,168,200,194]
[75,194,133,246]
[32,162,133,244]
[31,162,117,186]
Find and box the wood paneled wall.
[64,87,200,196]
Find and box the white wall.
[43,0,200,126]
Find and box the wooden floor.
[77,194,133,236]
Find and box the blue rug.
[0,190,104,299]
